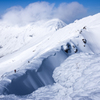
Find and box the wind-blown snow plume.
[1,1,87,25]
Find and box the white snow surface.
[0,13,100,99]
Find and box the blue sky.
[0,0,100,24]
[0,0,100,15]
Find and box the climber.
[14,69,16,73]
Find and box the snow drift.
[3,50,67,95]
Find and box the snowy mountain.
[42,19,66,31]
[0,13,100,100]
[0,19,66,57]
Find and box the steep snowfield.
[0,13,100,99]
[0,19,66,57]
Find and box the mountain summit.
[42,19,66,31]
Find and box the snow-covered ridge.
[0,13,100,99]
[0,18,66,57]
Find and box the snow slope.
[0,18,66,57]
[0,13,100,99]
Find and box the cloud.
[54,2,87,23]
[1,1,87,25]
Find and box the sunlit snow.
[0,13,100,100]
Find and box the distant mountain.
[42,18,66,31]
